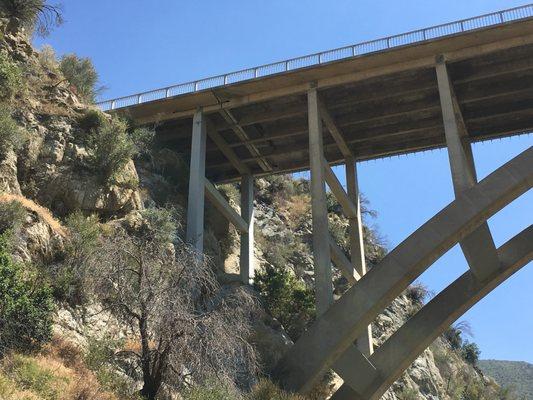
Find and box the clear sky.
[35,1,532,362]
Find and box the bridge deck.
[110,15,533,183]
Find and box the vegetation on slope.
[479,360,533,400]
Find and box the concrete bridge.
[100,5,533,399]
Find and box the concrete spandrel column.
[186,109,207,254]
[346,156,374,356]
[240,174,255,284]
[308,87,334,317]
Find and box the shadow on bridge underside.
[273,146,533,399]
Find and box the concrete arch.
[332,224,533,400]
[273,146,533,394]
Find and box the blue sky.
[36,1,532,362]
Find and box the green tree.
[254,265,315,340]
[0,233,54,355]
[462,342,481,366]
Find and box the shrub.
[254,264,315,340]
[0,0,63,36]
[60,54,99,103]
[0,53,22,101]
[49,212,100,303]
[444,326,463,350]
[249,379,306,400]
[405,282,430,307]
[398,386,420,400]
[77,109,107,134]
[183,381,243,400]
[87,117,134,179]
[0,105,26,155]
[38,44,58,72]
[129,126,155,156]
[462,341,480,366]
[0,233,54,355]
[0,199,26,233]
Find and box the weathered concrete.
[436,58,501,282]
[346,156,374,357]
[273,146,532,394]
[240,174,255,284]
[186,109,207,252]
[308,87,334,316]
[329,237,360,284]
[332,224,533,400]
[204,178,248,234]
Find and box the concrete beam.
[346,156,374,357]
[332,225,533,400]
[206,118,251,175]
[273,146,532,394]
[219,109,272,172]
[204,178,249,234]
[323,158,357,219]
[333,345,378,397]
[317,96,353,158]
[436,58,500,282]
[329,236,360,284]
[186,109,207,253]
[308,87,334,316]
[240,174,255,284]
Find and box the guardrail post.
[165,88,170,98]
[498,12,504,23]
[110,100,115,110]
[137,94,142,104]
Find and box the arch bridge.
[100,5,533,398]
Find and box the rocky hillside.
[479,360,533,399]
[0,12,516,400]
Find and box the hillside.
[479,360,533,399]
[0,4,519,400]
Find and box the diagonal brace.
[204,178,249,234]
[436,57,500,282]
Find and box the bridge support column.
[186,108,207,253]
[240,174,255,284]
[436,57,500,282]
[308,87,334,316]
[346,156,374,356]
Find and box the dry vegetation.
[0,337,118,400]
[0,193,67,236]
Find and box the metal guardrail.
[97,4,533,111]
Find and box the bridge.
[100,4,533,399]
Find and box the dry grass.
[0,193,67,237]
[0,336,118,400]
[275,193,311,229]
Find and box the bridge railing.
[96,4,533,112]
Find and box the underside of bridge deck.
[112,18,533,184]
